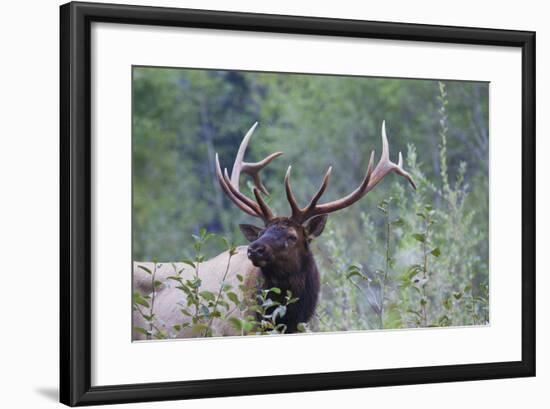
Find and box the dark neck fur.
[259,251,320,333]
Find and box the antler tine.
[287,121,415,223]
[285,166,333,223]
[363,120,416,192]
[381,119,390,162]
[230,122,258,187]
[396,152,417,189]
[284,166,301,221]
[216,122,280,223]
[306,166,332,210]
[253,187,275,220]
[230,122,283,196]
[218,120,414,225]
[214,154,258,217]
[310,150,375,217]
[241,151,283,196]
[223,168,263,215]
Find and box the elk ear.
[304,214,328,241]
[239,224,263,242]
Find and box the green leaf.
[137,265,152,275]
[181,258,196,268]
[453,291,463,300]
[133,326,149,336]
[438,315,451,326]
[222,237,236,255]
[200,291,216,302]
[383,304,403,329]
[430,247,441,257]
[221,236,230,248]
[191,323,209,334]
[173,324,182,332]
[153,280,162,288]
[346,270,363,280]
[249,305,264,314]
[187,277,202,289]
[407,264,423,278]
[228,317,243,331]
[180,309,192,317]
[269,287,281,295]
[346,263,363,272]
[296,323,308,333]
[398,273,412,287]
[391,217,405,226]
[217,300,230,310]
[227,291,240,305]
[133,292,150,308]
[176,285,189,293]
[286,296,299,305]
[236,274,244,282]
[412,233,426,243]
[200,305,210,317]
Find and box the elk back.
[133,246,258,340]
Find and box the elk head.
[215,121,415,270]
[215,121,415,331]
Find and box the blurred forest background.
[133,66,489,331]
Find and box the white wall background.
[0,0,545,408]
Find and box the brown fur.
[240,215,327,333]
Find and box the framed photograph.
[60,1,535,406]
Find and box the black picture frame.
[60,1,536,406]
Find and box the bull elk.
[133,121,415,339]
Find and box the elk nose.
[248,242,266,257]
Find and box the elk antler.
[215,122,282,222]
[285,121,416,224]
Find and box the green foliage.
[133,68,489,335]
[229,287,301,336]
[133,263,163,339]
[134,230,306,339]
[311,81,489,331]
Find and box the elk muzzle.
[247,241,273,267]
